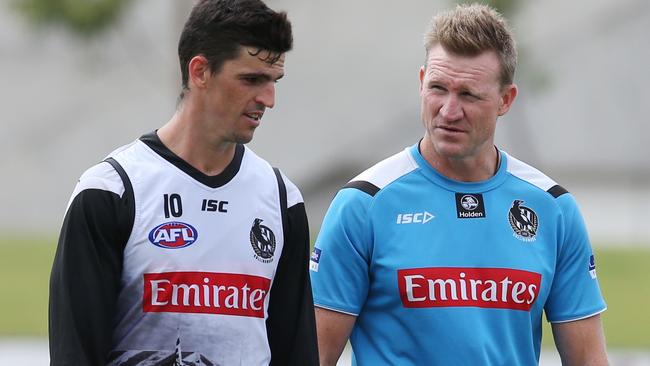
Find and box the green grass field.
[541,245,650,349]
[0,236,57,336]
[1,237,648,349]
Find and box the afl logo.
[461,195,479,210]
[148,221,198,249]
[250,218,276,263]
[508,200,538,242]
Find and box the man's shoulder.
[343,147,419,197]
[106,138,149,164]
[504,152,569,199]
[76,161,125,196]
[241,144,272,169]
[243,145,304,206]
[64,160,127,213]
[62,136,140,209]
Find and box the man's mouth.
[437,125,464,133]
[244,112,263,121]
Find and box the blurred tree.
[12,0,132,37]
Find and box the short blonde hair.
[424,3,517,86]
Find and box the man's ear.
[498,84,518,116]
[188,55,211,90]
[419,65,426,92]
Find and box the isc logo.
[148,222,198,249]
[396,211,435,224]
[201,199,228,213]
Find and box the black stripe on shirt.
[547,184,569,198]
[343,180,380,197]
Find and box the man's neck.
[157,111,237,177]
[420,141,499,182]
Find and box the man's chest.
[368,189,560,311]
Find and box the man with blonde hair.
[311,4,608,365]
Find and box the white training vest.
[108,140,285,365]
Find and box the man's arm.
[315,307,356,366]
[310,185,374,365]
[551,314,609,366]
[49,163,132,365]
[544,192,608,365]
[266,202,319,366]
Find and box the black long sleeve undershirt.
[266,202,319,366]
[49,188,132,365]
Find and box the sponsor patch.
[250,218,276,263]
[508,200,539,242]
[143,271,271,318]
[309,248,322,272]
[588,254,597,279]
[148,221,198,249]
[455,193,486,219]
[398,267,541,311]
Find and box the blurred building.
[1,0,648,245]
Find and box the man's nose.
[255,83,276,109]
[440,95,463,121]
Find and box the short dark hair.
[177,0,293,98]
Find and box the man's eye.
[429,84,445,91]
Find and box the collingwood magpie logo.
[250,218,276,263]
[508,200,538,242]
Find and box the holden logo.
[148,222,198,249]
[455,193,486,219]
[461,195,479,211]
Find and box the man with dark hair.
[49,1,318,365]
[311,4,608,365]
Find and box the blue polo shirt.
[310,144,606,365]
